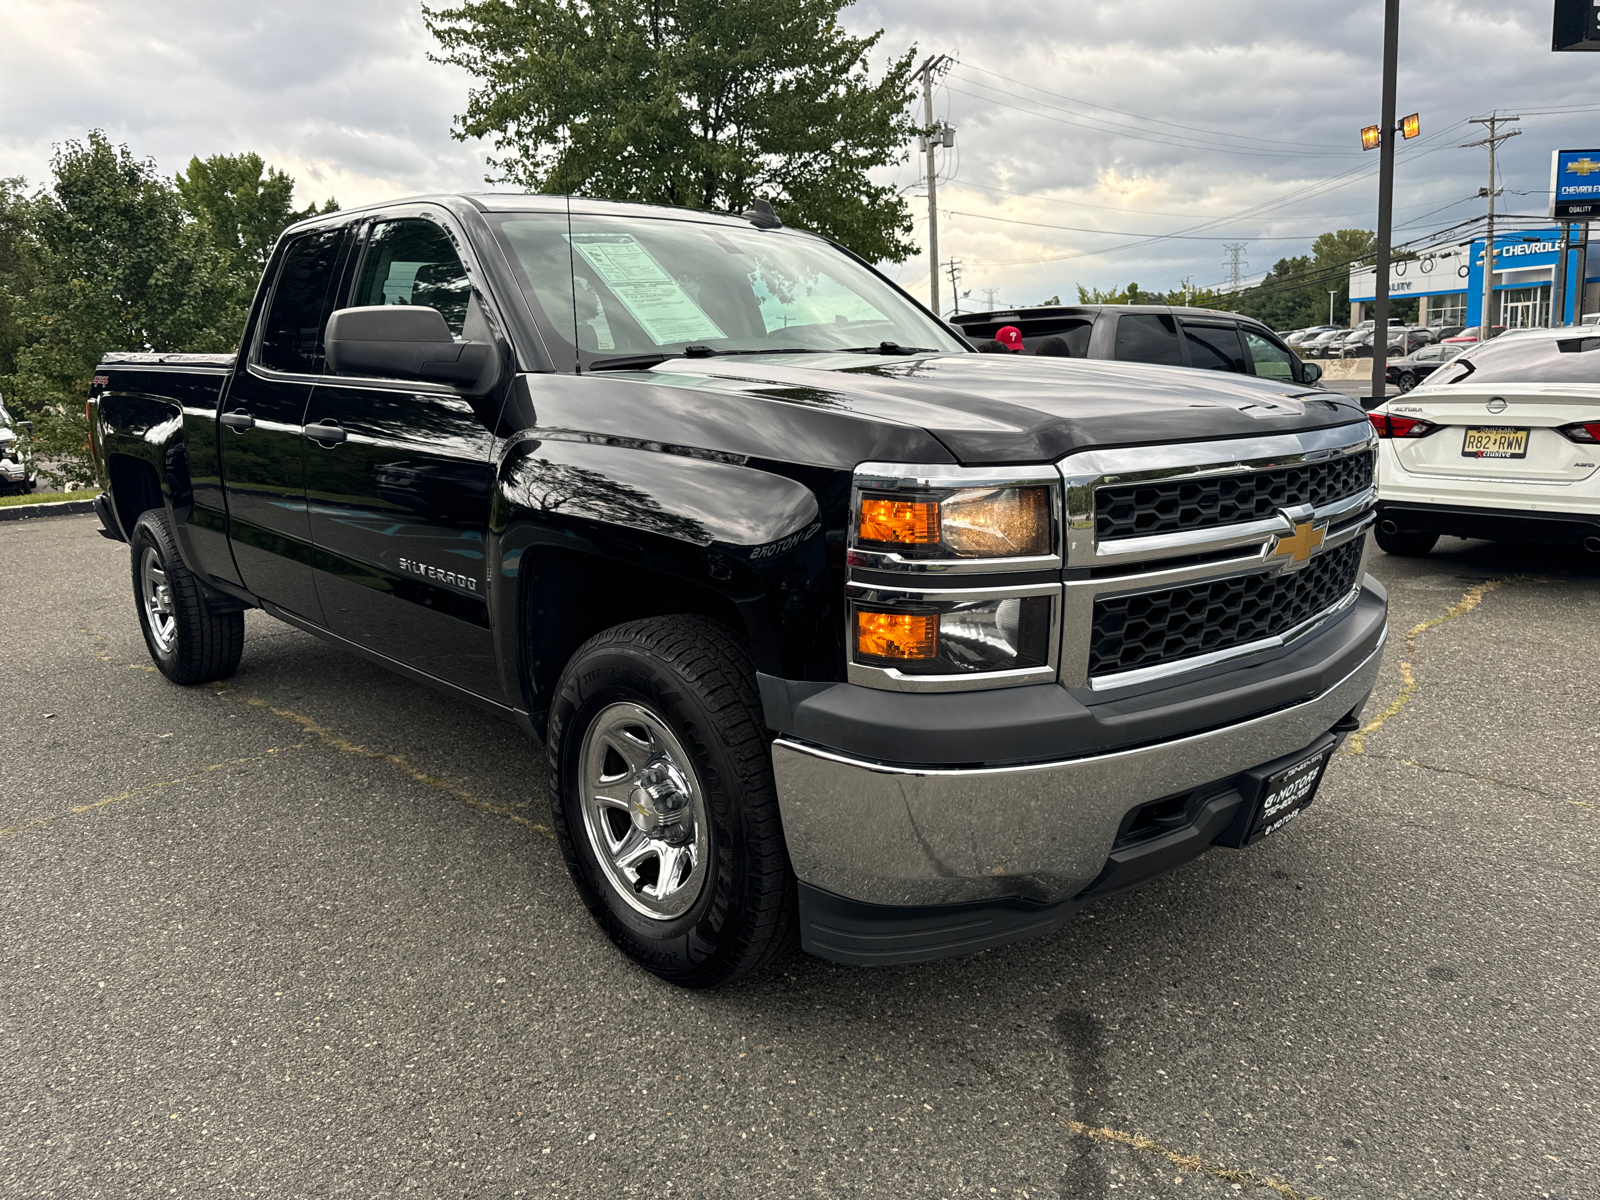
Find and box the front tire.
[1397,371,1417,393]
[546,616,798,988]
[1374,526,1438,557]
[130,510,244,684]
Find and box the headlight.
[855,484,1051,559]
[847,586,1058,689]
[853,595,1052,676]
[850,464,1060,571]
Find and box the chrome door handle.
[303,420,347,446]
[219,410,255,431]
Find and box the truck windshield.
[489,213,964,366]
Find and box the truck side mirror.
[325,306,492,387]
[1299,360,1323,385]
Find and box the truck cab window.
[1184,323,1246,373]
[354,220,472,337]
[257,228,345,374]
[1243,329,1295,381]
[1112,314,1182,366]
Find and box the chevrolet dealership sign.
[1551,149,1600,219]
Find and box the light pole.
[1368,0,1400,404]
[1329,290,1338,325]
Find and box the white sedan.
[1369,326,1600,557]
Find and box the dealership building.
[1349,227,1600,329]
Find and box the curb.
[0,498,100,522]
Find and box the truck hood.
[645,352,1366,464]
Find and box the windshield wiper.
[588,346,862,370]
[836,342,941,355]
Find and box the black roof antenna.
[742,198,783,229]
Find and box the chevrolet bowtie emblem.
[1272,520,1325,569]
[1567,157,1600,177]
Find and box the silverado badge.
[1271,519,1325,570]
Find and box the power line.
[942,83,1359,160]
[952,62,1357,152]
[953,118,1474,267]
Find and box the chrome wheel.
[139,546,177,654]
[577,701,710,921]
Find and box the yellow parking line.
[0,747,308,838]
[218,689,555,841]
[1346,574,1544,755]
[1064,1121,1323,1199]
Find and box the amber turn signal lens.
[858,498,940,546]
[855,610,937,660]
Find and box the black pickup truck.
[89,194,1387,987]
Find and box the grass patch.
[0,488,100,508]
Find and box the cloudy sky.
[2,0,1596,313]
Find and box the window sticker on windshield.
[566,234,725,346]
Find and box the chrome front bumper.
[771,631,1384,908]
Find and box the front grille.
[1094,450,1374,541]
[1088,538,1364,677]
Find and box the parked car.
[1430,325,1466,341]
[87,193,1385,986]
[0,395,34,494]
[1304,328,1349,358]
[1387,326,1437,357]
[1287,325,1339,349]
[1385,343,1464,392]
[1340,329,1376,358]
[1370,325,1600,555]
[949,305,1324,385]
[1442,325,1506,345]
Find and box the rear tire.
[130,510,244,684]
[1374,527,1438,557]
[546,616,798,988]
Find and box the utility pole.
[919,54,952,317]
[1329,290,1338,325]
[1464,113,1520,338]
[1180,275,1194,306]
[1553,222,1571,326]
[944,258,963,315]
[1576,222,1591,322]
[1222,244,1248,291]
[1369,0,1400,404]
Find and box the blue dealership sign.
[1550,149,1600,219]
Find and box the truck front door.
[299,216,502,700]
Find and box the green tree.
[3,133,243,484]
[423,0,920,262]
[0,178,42,383]
[176,152,337,276]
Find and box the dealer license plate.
[1246,747,1332,844]
[1461,426,1528,458]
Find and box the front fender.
[487,435,835,724]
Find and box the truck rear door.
[219,225,351,624]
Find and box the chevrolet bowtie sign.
[1551,148,1600,219]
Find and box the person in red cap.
[994,325,1025,353]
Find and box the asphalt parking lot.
[3,514,1596,1200]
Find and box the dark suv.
[952,305,1324,387]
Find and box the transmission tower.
[1222,244,1249,291]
